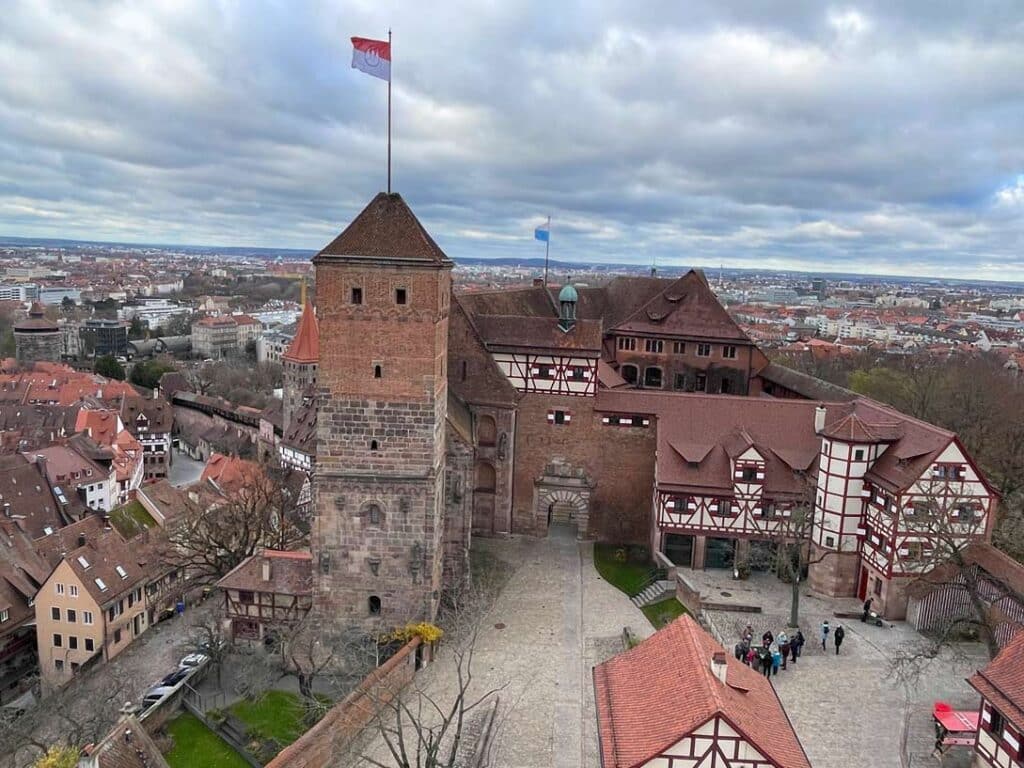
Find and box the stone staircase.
[630,580,675,608]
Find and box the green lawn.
[641,597,688,629]
[593,543,654,596]
[165,712,249,768]
[228,690,316,748]
[109,500,157,537]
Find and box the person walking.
[746,646,757,667]
[777,630,790,670]
[861,597,873,623]
[758,646,772,678]
[771,645,782,676]
[743,624,754,645]
[820,620,830,650]
[834,625,845,655]
[762,629,774,648]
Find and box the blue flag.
[535,225,550,243]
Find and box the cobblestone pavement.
[694,570,986,768]
[168,448,205,488]
[3,598,217,768]
[357,530,651,768]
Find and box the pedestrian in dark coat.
[791,629,805,663]
[758,647,772,678]
[834,625,846,655]
[861,598,873,623]
[762,630,774,647]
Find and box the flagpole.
[387,28,392,194]
[543,215,550,286]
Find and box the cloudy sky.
[2,1,1024,280]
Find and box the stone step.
[630,580,675,608]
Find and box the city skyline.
[2,2,1024,280]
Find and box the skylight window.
[77,556,90,569]
[115,565,128,579]
[94,578,107,591]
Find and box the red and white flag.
[351,36,391,81]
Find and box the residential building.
[0,284,38,302]
[968,630,1024,768]
[0,519,49,704]
[119,395,173,480]
[191,314,262,359]
[216,549,313,642]
[34,529,152,692]
[593,614,811,768]
[257,325,295,364]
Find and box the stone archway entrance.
[533,458,594,539]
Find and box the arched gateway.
[533,458,594,538]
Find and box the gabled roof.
[594,614,811,768]
[446,298,519,408]
[611,270,751,342]
[217,549,313,596]
[968,629,1024,731]
[81,714,170,768]
[119,395,172,434]
[283,300,319,364]
[314,192,452,266]
[473,315,602,354]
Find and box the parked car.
[178,652,209,670]
[141,685,177,709]
[160,668,189,687]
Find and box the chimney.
[711,650,728,685]
[262,558,272,582]
[814,405,827,434]
[102,515,111,531]
[78,533,86,547]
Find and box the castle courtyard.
[356,534,988,768]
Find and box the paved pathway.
[693,570,987,768]
[355,532,651,768]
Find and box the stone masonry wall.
[15,331,62,364]
[511,393,655,543]
[266,638,421,768]
[443,426,473,589]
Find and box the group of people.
[734,619,848,678]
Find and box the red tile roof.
[315,192,452,265]
[201,453,264,495]
[968,630,1024,730]
[283,300,319,364]
[217,549,313,596]
[594,614,811,768]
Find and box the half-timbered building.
[968,630,1024,768]
[216,549,313,642]
[284,190,999,631]
[594,614,812,768]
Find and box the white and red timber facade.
[968,630,1024,768]
[302,191,999,630]
[593,614,812,768]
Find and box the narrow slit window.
[396,288,407,305]
[351,287,363,305]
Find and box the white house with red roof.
[969,630,1024,768]
[594,614,812,768]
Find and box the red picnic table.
[933,702,978,751]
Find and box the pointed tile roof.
[594,614,811,768]
[968,629,1024,730]
[283,300,319,364]
[314,192,452,265]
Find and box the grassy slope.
[592,543,653,596]
[641,596,688,629]
[165,712,249,768]
[228,690,316,748]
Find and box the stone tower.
[281,294,319,434]
[312,192,452,631]
[14,302,61,364]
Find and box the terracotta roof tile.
[217,549,313,596]
[283,300,319,364]
[594,614,811,768]
[473,315,602,354]
[968,630,1024,730]
[315,192,452,265]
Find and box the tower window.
[374,364,382,379]
[370,439,379,451]
[367,504,382,526]
[351,287,363,305]
[461,361,468,381]
[395,288,407,305]
[368,595,382,615]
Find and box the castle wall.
[510,392,655,542]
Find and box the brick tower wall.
[312,261,451,632]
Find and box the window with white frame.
[83,611,93,625]
[673,341,686,354]
[547,410,570,425]
[697,343,712,357]
[722,345,737,359]
[55,583,65,595]
[645,339,664,353]
[617,337,636,351]
[69,584,78,597]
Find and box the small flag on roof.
[534,223,550,242]
[351,36,391,81]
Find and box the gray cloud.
[1,1,1023,279]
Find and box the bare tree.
[165,461,308,584]
[889,482,1024,683]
